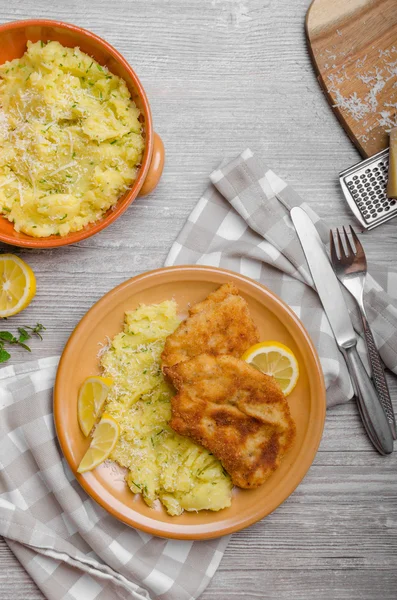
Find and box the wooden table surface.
[1,1,397,599]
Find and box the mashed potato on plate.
[100,300,233,516]
[0,40,145,237]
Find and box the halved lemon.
[242,341,299,396]
[0,254,36,317]
[77,376,113,437]
[77,413,119,473]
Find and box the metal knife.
[291,206,393,455]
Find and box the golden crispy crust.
[165,354,296,489]
[161,283,259,368]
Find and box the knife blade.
[291,206,393,455]
[291,209,356,350]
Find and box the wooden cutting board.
[306,0,397,157]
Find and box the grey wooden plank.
[200,570,397,600]
[0,0,396,599]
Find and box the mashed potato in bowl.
[0,40,145,237]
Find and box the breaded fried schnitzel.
[161,283,259,368]
[164,354,296,489]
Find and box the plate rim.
[54,265,326,539]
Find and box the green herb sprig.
[0,323,46,363]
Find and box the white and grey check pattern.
[166,148,397,406]
[0,357,228,600]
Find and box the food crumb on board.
[318,44,397,140]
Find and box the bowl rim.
[0,19,153,248]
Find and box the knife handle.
[343,345,394,455]
[361,315,397,440]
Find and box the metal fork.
[330,226,396,440]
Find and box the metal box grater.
[339,148,397,229]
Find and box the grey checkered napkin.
[0,358,228,600]
[165,148,397,407]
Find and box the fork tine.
[329,230,338,264]
[336,227,346,258]
[349,225,364,258]
[343,225,356,256]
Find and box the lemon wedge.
[242,341,299,396]
[77,413,119,473]
[0,254,36,317]
[78,376,113,437]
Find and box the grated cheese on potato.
[100,300,233,516]
[0,40,145,237]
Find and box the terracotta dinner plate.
[54,266,326,539]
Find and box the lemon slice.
[0,254,36,317]
[78,376,113,436]
[242,341,299,396]
[77,413,119,473]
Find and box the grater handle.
[362,315,397,439]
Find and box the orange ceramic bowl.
[0,20,165,248]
